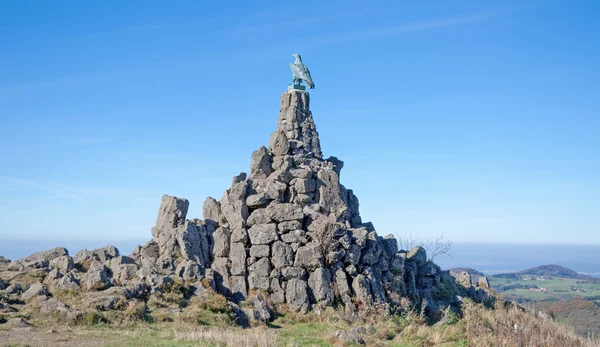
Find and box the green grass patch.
[276,321,331,346]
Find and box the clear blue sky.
[1,1,599,248]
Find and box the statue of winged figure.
[290,54,315,89]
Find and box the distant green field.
[489,276,600,302]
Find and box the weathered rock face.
[152,195,189,238]
[0,90,478,324]
[140,90,464,316]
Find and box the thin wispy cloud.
[0,176,84,201]
[0,176,149,203]
[301,12,495,48]
[232,10,367,33]
[52,136,111,146]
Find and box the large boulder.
[285,278,309,312]
[220,173,249,231]
[250,146,273,178]
[381,234,398,258]
[248,258,271,278]
[406,246,427,265]
[50,256,74,273]
[106,256,138,284]
[315,168,347,216]
[334,268,353,307]
[203,197,221,224]
[269,130,290,156]
[178,219,211,267]
[36,296,68,314]
[271,241,294,269]
[229,242,247,276]
[248,223,278,245]
[82,261,110,291]
[56,272,81,291]
[294,242,324,270]
[230,276,247,302]
[82,287,130,310]
[352,274,373,305]
[15,247,68,269]
[265,202,303,222]
[212,226,231,257]
[175,259,202,281]
[21,283,48,301]
[152,195,189,237]
[308,267,333,305]
[92,245,120,263]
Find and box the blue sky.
[1,0,599,250]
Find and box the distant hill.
[557,261,600,275]
[449,267,485,276]
[492,264,593,280]
[518,264,592,279]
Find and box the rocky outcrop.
[115,90,466,316]
[450,270,493,304]
[0,90,485,325]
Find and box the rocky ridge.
[0,90,490,325]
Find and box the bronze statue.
[289,54,315,90]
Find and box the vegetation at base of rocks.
[6,269,47,285]
[123,300,153,323]
[3,298,597,347]
[0,293,24,305]
[433,267,459,299]
[75,311,110,326]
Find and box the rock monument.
[126,89,488,316]
[0,65,491,324]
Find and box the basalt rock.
[2,90,476,323]
[118,90,468,316]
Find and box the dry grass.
[172,325,278,346]
[463,301,598,347]
[7,281,600,347]
[394,300,600,347]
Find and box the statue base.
[287,83,306,91]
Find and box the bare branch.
[395,233,453,261]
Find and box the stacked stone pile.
[0,90,491,323]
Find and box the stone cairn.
[0,90,490,323]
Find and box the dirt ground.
[1,326,109,347]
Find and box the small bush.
[77,311,110,325]
[0,293,24,305]
[163,292,188,308]
[124,300,153,323]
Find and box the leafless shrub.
[397,234,453,261]
[316,222,344,256]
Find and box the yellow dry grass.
[394,300,600,347]
[172,325,278,347]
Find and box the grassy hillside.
[530,299,600,339]
[479,264,600,339]
[490,276,600,302]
